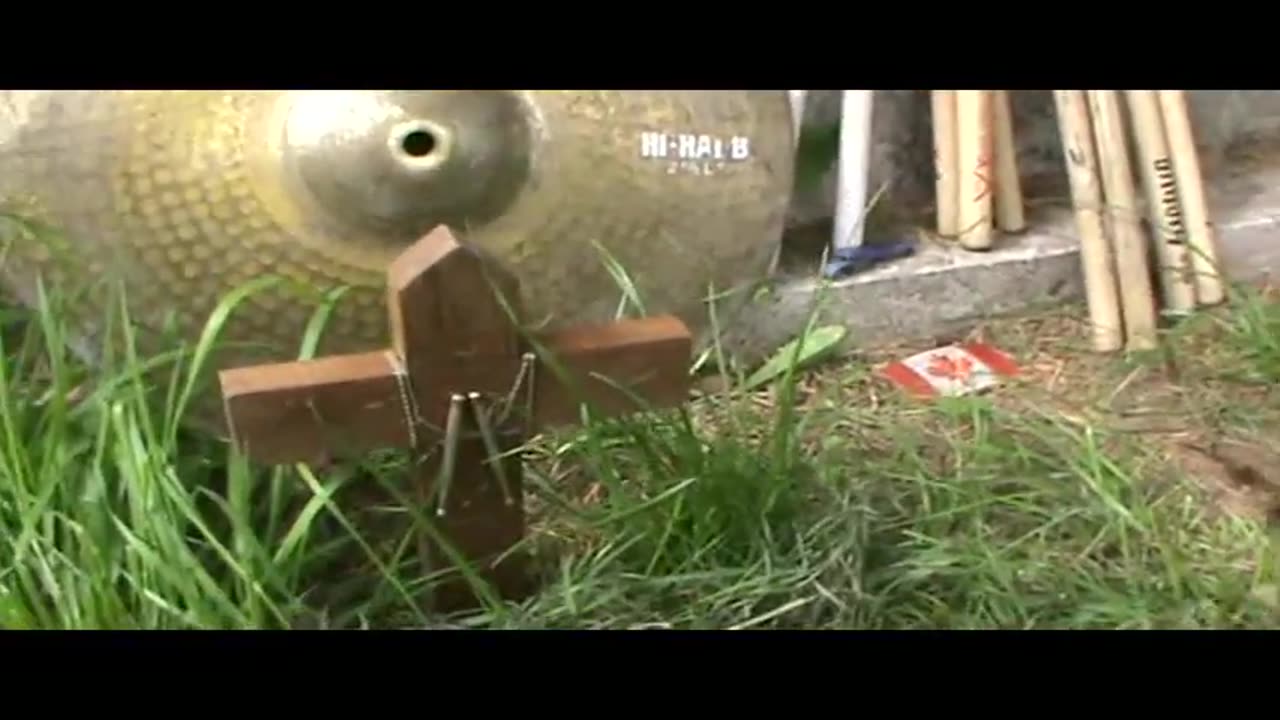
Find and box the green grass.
[1220,285,1280,384]
[1,269,1279,629]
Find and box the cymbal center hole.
[400,129,437,158]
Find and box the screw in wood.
[467,391,514,507]
[435,393,466,516]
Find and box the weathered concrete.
[723,157,1280,367]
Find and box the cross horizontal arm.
[218,350,413,465]
[531,315,693,428]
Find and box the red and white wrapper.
[880,342,1020,398]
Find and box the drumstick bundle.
[932,89,1025,250]
[931,89,1227,353]
[1060,89,1227,351]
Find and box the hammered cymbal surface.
[0,90,794,383]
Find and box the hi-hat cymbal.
[0,90,795,393]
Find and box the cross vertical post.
[218,225,693,613]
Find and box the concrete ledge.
[720,164,1280,365]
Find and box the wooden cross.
[217,225,692,612]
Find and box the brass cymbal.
[0,90,795,390]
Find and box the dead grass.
[810,287,1280,528]
[469,281,1280,629]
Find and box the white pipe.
[833,90,875,250]
[788,90,808,147]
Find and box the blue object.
[822,240,915,280]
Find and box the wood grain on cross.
[217,225,692,612]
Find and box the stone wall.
[786,90,1280,232]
